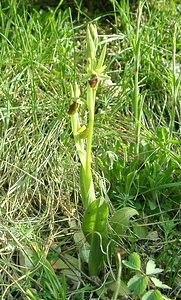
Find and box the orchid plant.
[69,24,138,277]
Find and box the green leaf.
[104,280,130,297]
[146,260,163,275]
[88,232,105,276]
[26,289,38,300]
[150,277,171,289]
[82,197,108,244]
[156,127,168,142]
[128,274,148,296]
[148,199,157,210]
[146,231,159,241]
[133,222,148,239]
[141,289,163,300]
[123,252,141,271]
[110,207,138,236]
[125,171,136,194]
[82,198,109,275]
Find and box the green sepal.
[97,43,107,70]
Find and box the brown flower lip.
[68,101,78,115]
[89,75,98,88]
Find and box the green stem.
[112,252,122,300]
[134,42,140,155]
[86,87,95,177]
[84,85,96,207]
[133,1,144,157]
[169,22,178,137]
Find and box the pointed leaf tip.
[123,252,141,271]
[146,260,163,275]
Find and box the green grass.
[0,0,180,299]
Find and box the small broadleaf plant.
[123,252,171,300]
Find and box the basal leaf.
[123,252,141,271]
[105,280,130,297]
[88,232,105,276]
[141,289,163,300]
[82,198,109,244]
[133,222,148,239]
[128,274,148,296]
[110,207,138,236]
[146,260,163,275]
[82,198,109,276]
[150,277,171,289]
